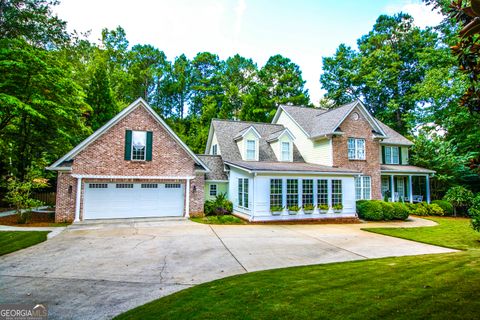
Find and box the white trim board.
[72,175,196,180]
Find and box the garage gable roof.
[47,98,209,172]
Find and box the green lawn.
[0,231,50,256]
[190,215,246,225]
[363,217,480,250]
[115,217,480,320]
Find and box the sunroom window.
[132,131,147,161]
[332,180,343,206]
[286,179,298,208]
[270,179,283,209]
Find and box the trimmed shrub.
[391,202,410,220]
[469,194,480,232]
[380,202,395,220]
[427,203,445,216]
[204,193,233,216]
[413,204,429,216]
[431,200,454,216]
[356,200,383,221]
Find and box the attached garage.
[83,182,185,220]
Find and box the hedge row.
[356,200,409,221]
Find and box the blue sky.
[54,0,443,105]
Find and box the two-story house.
[48,98,433,223]
[204,100,434,222]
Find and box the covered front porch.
[380,165,435,204]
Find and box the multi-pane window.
[270,179,283,209]
[116,183,133,188]
[209,184,217,196]
[165,184,181,188]
[347,138,366,160]
[302,179,313,206]
[355,176,371,200]
[238,178,249,208]
[89,183,107,188]
[317,179,328,206]
[212,144,218,155]
[141,183,158,188]
[286,179,298,208]
[132,131,147,161]
[246,140,256,160]
[332,180,342,206]
[384,146,400,164]
[281,142,290,161]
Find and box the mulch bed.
[0,211,55,226]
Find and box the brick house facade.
[49,98,207,222]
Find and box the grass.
[0,231,50,256]
[115,217,480,320]
[363,217,479,250]
[190,215,246,225]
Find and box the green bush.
[356,200,383,221]
[413,204,429,216]
[469,194,480,232]
[444,186,474,216]
[427,203,445,216]
[431,200,454,216]
[204,193,233,216]
[391,202,410,220]
[380,202,395,220]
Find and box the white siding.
[271,134,293,162]
[210,131,220,155]
[247,174,356,222]
[237,130,259,161]
[275,110,332,165]
[229,167,254,216]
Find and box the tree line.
[0,0,479,199]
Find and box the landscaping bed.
[0,210,68,227]
[191,215,246,225]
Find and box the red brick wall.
[332,107,382,200]
[55,103,205,221]
[190,173,205,217]
[55,172,76,222]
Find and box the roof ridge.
[212,118,283,126]
[314,101,356,117]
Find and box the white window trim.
[245,139,257,161]
[280,141,292,162]
[238,178,249,209]
[209,184,217,196]
[131,130,147,161]
[385,146,400,164]
[348,138,366,160]
[355,176,371,200]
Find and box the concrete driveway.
[0,218,455,319]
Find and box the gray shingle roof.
[377,120,414,146]
[266,128,288,142]
[226,160,360,174]
[211,119,304,163]
[381,165,435,174]
[197,155,228,180]
[279,102,412,145]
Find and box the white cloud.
[385,0,444,28]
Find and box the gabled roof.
[197,155,228,181]
[206,119,304,163]
[233,125,261,141]
[273,100,387,140]
[266,128,295,142]
[47,97,209,171]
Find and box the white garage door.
[83,182,184,219]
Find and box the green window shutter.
[124,130,132,160]
[146,131,153,161]
[398,147,402,165]
[381,146,386,164]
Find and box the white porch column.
[74,177,82,222]
[298,178,302,207]
[327,179,332,210]
[390,175,395,202]
[408,175,413,204]
[313,179,318,207]
[185,178,190,218]
[426,175,431,204]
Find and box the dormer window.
[246,140,256,160]
[281,141,291,161]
